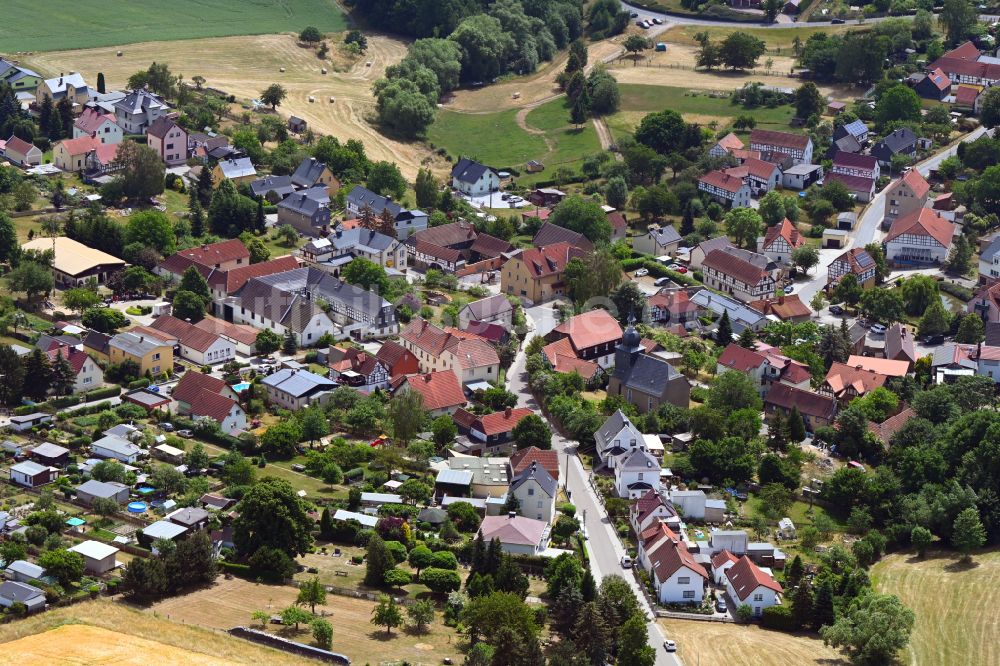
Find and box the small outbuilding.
[9,461,57,488]
[778,517,796,539]
[69,540,121,574]
[288,116,307,133]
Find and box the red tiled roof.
[646,524,708,583]
[189,390,240,426]
[845,355,909,378]
[172,371,228,406]
[743,157,779,180]
[896,169,931,199]
[726,555,782,601]
[780,362,813,385]
[712,549,739,569]
[412,240,464,264]
[955,85,981,107]
[400,318,453,357]
[942,41,981,61]
[750,128,810,151]
[397,371,466,411]
[463,320,508,344]
[717,343,767,372]
[542,337,602,379]
[747,295,811,320]
[716,133,744,152]
[832,248,875,277]
[375,340,420,377]
[469,233,514,258]
[206,255,300,295]
[832,151,878,171]
[510,446,560,479]
[702,248,769,286]
[451,337,500,369]
[92,142,120,165]
[700,169,745,194]
[761,218,803,251]
[551,309,623,351]
[159,240,251,275]
[476,408,534,436]
[194,316,259,346]
[45,345,91,374]
[924,68,952,92]
[149,315,222,353]
[451,407,479,431]
[515,242,585,278]
[931,56,1000,82]
[824,361,888,397]
[886,208,955,248]
[868,406,916,444]
[825,172,875,194]
[74,108,116,134]
[412,221,477,248]
[765,383,837,420]
[4,135,34,156]
[607,210,627,231]
[58,135,101,156]
[731,149,762,161]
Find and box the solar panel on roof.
[854,252,874,268]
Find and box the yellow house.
[212,157,257,188]
[291,157,342,197]
[38,72,90,107]
[501,242,583,305]
[108,331,174,377]
[53,135,101,173]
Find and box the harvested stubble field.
[0,600,307,665]
[874,548,1000,666]
[0,0,347,53]
[23,33,448,180]
[657,618,849,666]
[149,576,462,664]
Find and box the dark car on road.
[923,334,945,345]
[829,305,844,315]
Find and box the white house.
[884,208,955,266]
[701,248,776,303]
[90,434,144,463]
[670,489,706,520]
[633,225,682,258]
[68,540,120,574]
[46,346,104,394]
[451,158,500,196]
[749,129,813,165]
[757,218,804,266]
[261,368,337,411]
[594,410,646,469]
[614,447,662,499]
[478,514,550,556]
[629,489,679,535]
[709,530,749,556]
[73,108,123,144]
[725,555,782,617]
[9,461,56,488]
[698,170,752,208]
[711,549,739,585]
[638,522,708,605]
[509,461,558,524]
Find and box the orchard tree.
[725,207,763,249]
[371,594,403,636]
[233,478,314,558]
[623,35,651,63]
[260,84,287,110]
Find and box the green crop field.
[607,84,799,140]
[0,0,347,53]
[429,97,600,181]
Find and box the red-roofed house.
[542,336,602,382]
[193,316,259,356]
[711,549,740,585]
[53,135,101,172]
[717,344,771,395]
[831,151,880,180]
[3,135,42,166]
[747,295,811,323]
[45,345,104,394]
[868,406,916,445]
[374,340,420,379]
[954,84,984,113]
[73,108,122,144]
[87,142,122,175]
[637,522,708,604]
[206,255,301,300]
[399,318,500,386]
[648,289,702,326]
[824,171,876,203]
[545,309,623,368]
[502,242,586,304]
[478,514,550,555]
[758,218,804,265]
[885,208,955,265]
[392,371,467,416]
[629,489,679,535]
[171,371,246,433]
[725,157,782,195]
[749,129,813,164]
[698,170,751,208]
[702,248,776,303]
[827,248,878,289]
[709,132,744,157]
[764,382,838,431]
[820,361,888,403]
[328,346,389,391]
[606,209,628,242]
[155,240,251,282]
[883,169,931,229]
[454,407,534,448]
[724,555,782,616]
[915,68,952,100]
[148,315,235,365]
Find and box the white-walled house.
[629,489,679,535]
[594,410,646,469]
[46,346,103,394]
[724,555,783,617]
[638,522,708,605]
[509,462,558,524]
[670,489,706,520]
[711,550,739,585]
[884,208,955,266]
[614,448,661,499]
[451,158,500,196]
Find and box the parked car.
[783,284,795,295]
[630,11,639,17]
[177,429,194,439]
[653,17,663,24]
[654,277,673,286]
[831,17,846,23]
[621,555,633,568]
[161,422,174,432]
[664,640,677,652]
[924,334,945,345]
[715,597,728,613]
[870,323,887,335]
[829,305,845,315]
[634,268,649,277]
[501,193,510,201]
[674,266,688,274]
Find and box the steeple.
[616,309,643,368]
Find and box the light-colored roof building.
[20,237,125,287]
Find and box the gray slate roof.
[649,225,682,246]
[451,157,494,184]
[261,368,337,398]
[250,175,295,199]
[278,187,329,216]
[109,332,166,357]
[218,157,256,179]
[0,581,45,604]
[328,228,396,253]
[291,157,329,189]
[689,290,767,333]
[510,462,557,498]
[76,479,128,499]
[347,185,402,218]
[91,434,142,458]
[611,352,683,395]
[114,89,165,114]
[595,410,637,451]
[982,236,1000,263]
[464,294,513,321]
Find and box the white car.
[870,323,887,335]
[621,555,633,568]
[664,640,677,652]
[634,268,649,277]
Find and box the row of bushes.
[940,280,974,302]
[13,385,123,415]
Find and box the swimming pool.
[231,382,251,393]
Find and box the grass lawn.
[657,618,849,665]
[148,576,463,665]
[0,0,346,52]
[521,98,602,182]
[428,109,547,170]
[196,439,347,500]
[608,84,798,139]
[873,547,1000,666]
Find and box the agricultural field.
[874,548,1000,666]
[606,84,799,140]
[428,97,600,182]
[657,618,849,666]
[0,600,306,665]
[0,0,347,53]
[22,33,447,181]
[149,577,463,665]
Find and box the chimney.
[508,511,517,519]
[778,295,784,305]
[424,373,432,382]
[505,407,512,418]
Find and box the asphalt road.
[508,314,682,666]
[621,0,924,28]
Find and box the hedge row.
[940,281,974,302]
